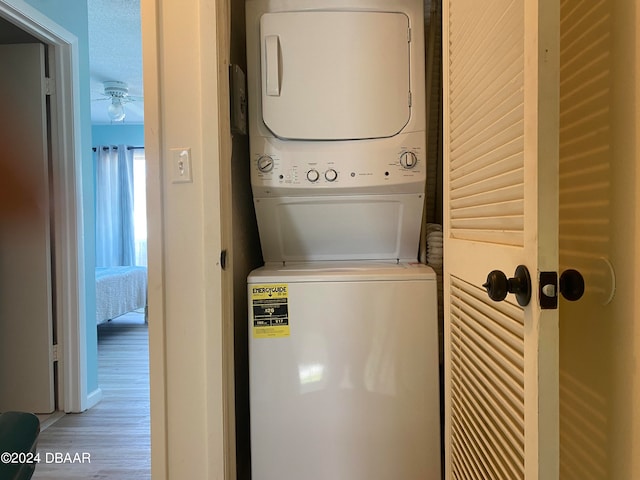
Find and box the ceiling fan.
[96,81,141,122]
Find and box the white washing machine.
[248,262,441,479]
[245,0,441,477]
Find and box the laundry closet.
[228,1,444,479]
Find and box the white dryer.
[246,0,427,263]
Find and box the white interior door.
[0,43,55,413]
[443,0,559,478]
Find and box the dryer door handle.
[265,35,281,96]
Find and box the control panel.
[251,132,426,196]
[254,151,421,185]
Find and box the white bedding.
[96,266,147,324]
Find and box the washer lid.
[260,11,411,141]
[248,262,436,283]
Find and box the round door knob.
[560,269,585,301]
[483,270,509,302]
[483,265,532,306]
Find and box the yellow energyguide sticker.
[251,283,289,338]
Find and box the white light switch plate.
[170,147,192,183]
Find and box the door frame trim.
[0,0,88,413]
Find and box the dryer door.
[260,11,411,141]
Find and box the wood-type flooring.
[32,312,150,479]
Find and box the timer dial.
[257,155,274,173]
[400,151,418,169]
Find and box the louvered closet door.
[443,1,559,479]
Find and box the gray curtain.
[94,145,135,267]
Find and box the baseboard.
[39,411,65,432]
[86,387,103,410]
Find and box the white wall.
[608,0,640,474]
[558,1,639,479]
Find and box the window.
[132,148,147,267]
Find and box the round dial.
[400,151,418,169]
[325,169,338,182]
[306,169,320,182]
[257,155,274,173]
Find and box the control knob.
[257,155,274,173]
[325,169,338,182]
[307,169,320,182]
[400,151,418,169]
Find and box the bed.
[96,266,148,325]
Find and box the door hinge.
[52,344,59,362]
[408,27,412,43]
[408,91,412,107]
[45,77,55,96]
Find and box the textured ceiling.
[88,0,144,125]
[86,0,433,125]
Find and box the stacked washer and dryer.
[245,1,441,478]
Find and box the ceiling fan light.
[107,98,126,122]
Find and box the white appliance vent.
[449,276,525,479]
